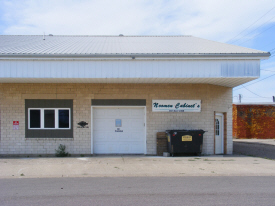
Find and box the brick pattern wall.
[233,104,275,139]
[0,83,232,155]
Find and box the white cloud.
[1,0,275,42]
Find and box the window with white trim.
[28,108,71,129]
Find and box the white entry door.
[93,107,145,154]
[215,113,224,154]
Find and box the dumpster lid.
[166,129,206,133]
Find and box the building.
[233,103,275,139]
[0,35,270,155]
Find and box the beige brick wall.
[0,83,232,155]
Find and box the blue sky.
[0,0,274,103]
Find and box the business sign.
[13,121,19,130]
[152,100,201,112]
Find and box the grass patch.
[203,158,216,161]
[220,159,235,161]
[263,157,275,161]
[188,159,195,161]
[247,154,256,157]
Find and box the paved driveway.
[234,139,275,159]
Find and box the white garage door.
[93,107,145,154]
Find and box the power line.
[261,54,275,61]
[241,85,270,98]
[261,69,275,72]
[233,73,275,91]
[238,22,275,45]
[226,5,275,43]
[259,39,275,50]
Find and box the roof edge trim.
[0,52,271,59]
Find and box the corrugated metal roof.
[0,35,270,57]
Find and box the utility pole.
[239,94,242,103]
[273,96,275,102]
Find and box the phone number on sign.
[168,110,185,112]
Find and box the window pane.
[30,110,41,128]
[44,110,55,128]
[215,119,219,135]
[59,110,69,128]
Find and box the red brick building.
[233,103,275,139]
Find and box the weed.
[188,159,195,161]
[114,167,119,169]
[247,154,256,157]
[55,144,69,157]
[203,159,215,161]
[194,158,201,160]
[80,154,85,157]
[20,173,24,176]
[263,157,274,161]
[38,155,42,157]
[220,159,235,161]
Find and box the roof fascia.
[0,52,270,60]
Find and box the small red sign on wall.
[13,121,19,130]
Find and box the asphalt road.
[233,141,275,159]
[1,176,275,206]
